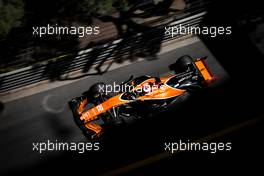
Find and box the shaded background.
[1,0,264,175]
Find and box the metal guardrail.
[0,2,209,94]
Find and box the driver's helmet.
[141,82,153,94]
[122,92,137,100]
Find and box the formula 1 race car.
[69,55,215,139]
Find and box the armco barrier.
[0,1,209,94]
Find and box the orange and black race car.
[69,55,216,139]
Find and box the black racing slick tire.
[177,55,193,66]
[82,82,106,100]
[175,55,193,72]
[88,82,106,95]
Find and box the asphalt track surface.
[1,39,262,175]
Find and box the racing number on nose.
[96,104,104,112]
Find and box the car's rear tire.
[175,55,193,73]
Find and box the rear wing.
[194,57,215,84]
